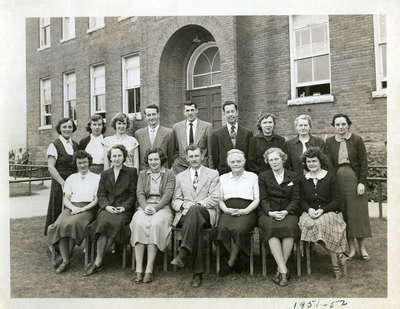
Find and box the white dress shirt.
[186,118,198,144]
[47,135,74,159]
[63,171,100,202]
[220,171,259,201]
[148,124,159,146]
[85,134,105,164]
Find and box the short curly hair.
[73,150,93,167]
[226,149,246,165]
[144,147,167,166]
[56,118,77,134]
[300,146,329,171]
[331,113,352,128]
[107,144,128,163]
[86,114,106,134]
[111,112,130,130]
[256,112,277,133]
[263,147,287,164]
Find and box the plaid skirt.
[298,212,348,253]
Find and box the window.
[187,42,221,90]
[90,65,106,118]
[288,15,334,105]
[63,72,77,122]
[122,55,141,116]
[88,17,105,32]
[373,15,387,97]
[39,17,51,49]
[61,17,75,41]
[40,79,52,128]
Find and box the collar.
[186,118,198,127]
[227,122,238,130]
[228,170,247,179]
[148,124,160,132]
[335,132,352,142]
[59,135,72,144]
[190,166,202,175]
[146,167,166,174]
[305,169,328,180]
[90,134,104,140]
[295,134,311,143]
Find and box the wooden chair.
[171,227,214,274]
[215,228,257,276]
[130,245,169,272]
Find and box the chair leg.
[306,242,311,275]
[296,242,301,277]
[84,236,90,268]
[163,249,168,272]
[122,244,127,268]
[250,233,254,276]
[261,241,267,277]
[173,232,178,272]
[131,245,136,271]
[216,242,220,275]
[205,233,210,274]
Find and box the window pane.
[45,104,51,114]
[193,74,211,88]
[204,47,218,63]
[313,54,330,81]
[127,89,135,113]
[212,51,220,72]
[211,72,221,85]
[94,76,105,94]
[45,115,51,125]
[135,87,141,113]
[296,29,311,58]
[311,24,328,54]
[379,15,386,42]
[95,94,105,111]
[381,44,387,78]
[194,54,211,75]
[297,58,312,83]
[297,83,330,97]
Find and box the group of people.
[44,100,372,288]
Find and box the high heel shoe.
[279,272,289,287]
[337,253,348,276]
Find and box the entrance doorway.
[186,42,222,128]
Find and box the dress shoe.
[47,246,62,268]
[271,270,281,285]
[279,272,289,287]
[191,274,202,288]
[134,272,144,284]
[55,262,69,274]
[83,263,103,276]
[218,263,233,277]
[143,272,153,283]
[170,255,185,268]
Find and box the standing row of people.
[44,100,372,288]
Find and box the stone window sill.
[372,90,387,98]
[37,45,50,52]
[287,94,335,106]
[38,125,52,131]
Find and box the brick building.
[25,15,387,163]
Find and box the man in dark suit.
[134,104,173,170]
[171,101,213,174]
[170,145,219,287]
[211,101,253,175]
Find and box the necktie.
[150,128,156,145]
[189,122,194,145]
[230,125,236,147]
[193,170,199,190]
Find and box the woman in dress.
[84,144,138,276]
[103,112,139,170]
[47,150,100,273]
[130,148,175,284]
[324,113,371,260]
[248,113,287,174]
[298,147,348,279]
[217,149,259,276]
[44,118,78,236]
[286,114,325,176]
[78,114,106,174]
[258,147,299,287]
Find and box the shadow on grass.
[10,216,386,298]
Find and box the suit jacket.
[258,169,300,216]
[172,166,220,227]
[134,126,173,170]
[136,168,175,211]
[211,125,253,175]
[97,166,138,216]
[171,119,213,173]
[324,133,368,184]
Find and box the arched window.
[187,42,221,90]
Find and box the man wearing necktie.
[134,104,173,170]
[171,145,220,287]
[171,101,213,174]
[211,101,253,175]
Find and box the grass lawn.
[10,216,386,298]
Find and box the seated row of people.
[47,144,349,289]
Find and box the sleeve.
[206,123,214,169]
[121,168,137,211]
[92,175,100,198]
[197,171,220,209]
[157,170,176,210]
[132,136,139,149]
[97,172,111,209]
[47,143,58,159]
[285,178,300,215]
[211,130,219,171]
[321,174,341,213]
[299,179,312,212]
[252,174,260,201]
[172,175,185,212]
[258,174,271,215]
[356,136,368,184]
[63,175,73,195]
[136,172,147,209]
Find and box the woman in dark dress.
[217,149,259,276]
[324,114,372,260]
[248,113,287,174]
[84,144,138,276]
[298,147,348,279]
[47,150,100,273]
[286,114,325,176]
[44,118,78,236]
[258,147,299,287]
[78,114,106,174]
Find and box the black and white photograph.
[1,0,399,308]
